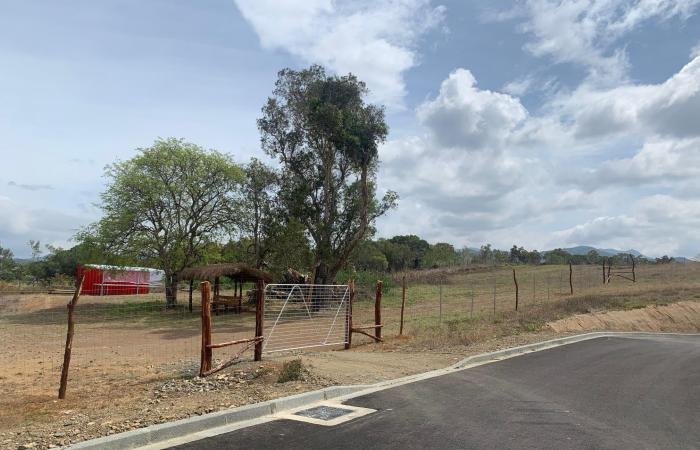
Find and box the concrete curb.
[68,331,699,449]
[68,385,369,450]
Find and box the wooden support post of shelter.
[513,269,519,311]
[569,263,574,295]
[200,281,213,376]
[254,279,265,361]
[375,280,382,340]
[58,274,85,399]
[399,275,406,336]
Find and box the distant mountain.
[549,246,645,258]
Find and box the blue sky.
[2,0,700,258]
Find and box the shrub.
[277,359,304,383]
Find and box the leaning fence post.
[513,269,519,311]
[254,280,265,361]
[345,281,354,350]
[375,280,383,340]
[602,261,606,285]
[200,281,212,376]
[569,263,574,295]
[399,275,406,336]
[58,274,85,399]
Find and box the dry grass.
[399,270,700,350]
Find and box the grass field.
[1,262,698,446]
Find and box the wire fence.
[0,263,697,407]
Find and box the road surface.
[172,335,700,449]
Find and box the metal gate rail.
[263,284,349,353]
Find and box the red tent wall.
[77,266,151,296]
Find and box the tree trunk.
[165,273,179,307]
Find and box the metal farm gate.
[262,284,350,353]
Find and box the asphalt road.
[172,335,700,449]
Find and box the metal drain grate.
[293,405,354,421]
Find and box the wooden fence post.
[188,280,194,313]
[254,280,265,361]
[513,269,519,311]
[569,263,574,295]
[602,261,606,285]
[345,281,354,350]
[399,275,406,336]
[632,257,636,282]
[375,280,382,340]
[200,281,212,376]
[58,275,85,399]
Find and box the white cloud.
[234,0,445,107]
[505,0,700,83]
[553,195,700,256]
[692,40,700,58]
[417,69,528,149]
[0,196,86,257]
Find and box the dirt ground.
[547,300,700,333]
[2,266,700,450]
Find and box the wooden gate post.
[375,280,382,340]
[569,263,574,295]
[345,281,354,350]
[399,275,406,336]
[200,281,212,376]
[513,269,519,311]
[254,280,265,361]
[58,275,85,399]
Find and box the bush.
[277,359,304,383]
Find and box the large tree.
[258,65,397,284]
[238,158,280,269]
[81,138,244,306]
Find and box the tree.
[478,244,494,265]
[80,138,244,307]
[258,65,397,284]
[0,243,16,281]
[544,248,570,265]
[389,235,430,268]
[424,243,458,268]
[239,158,280,269]
[376,239,414,272]
[28,240,42,261]
[350,240,389,272]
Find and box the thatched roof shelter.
[178,263,272,283]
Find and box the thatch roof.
[178,263,272,283]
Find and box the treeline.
[348,240,676,273]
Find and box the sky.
[2,0,700,258]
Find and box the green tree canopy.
[258,65,397,283]
[79,138,244,306]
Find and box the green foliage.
[388,235,430,268]
[258,65,397,283]
[0,243,17,281]
[350,240,388,272]
[376,239,413,271]
[277,359,304,383]
[78,138,244,305]
[423,243,459,268]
